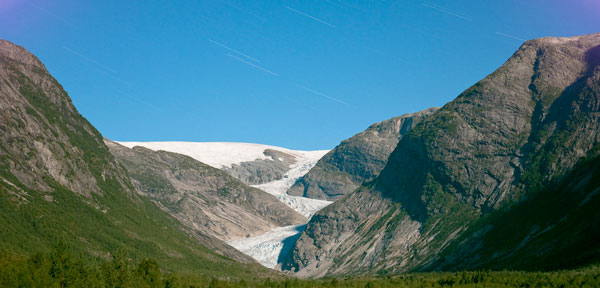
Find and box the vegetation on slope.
[0,163,272,279]
[2,242,599,288]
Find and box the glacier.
[116,141,332,269]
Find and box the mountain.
[106,140,306,241]
[283,33,600,277]
[287,108,438,201]
[114,141,331,268]
[117,142,329,186]
[431,151,600,271]
[0,39,274,278]
[118,141,332,218]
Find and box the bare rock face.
[224,149,298,185]
[283,33,600,276]
[287,108,438,201]
[107,141,307,241]
[0,39,128,198]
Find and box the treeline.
[0,240,168,288]
[1,241,599,287]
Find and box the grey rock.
[224,149,298,185]
[288,108,438,201]
[0,39,125,198]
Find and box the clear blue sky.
[1,1,598,150]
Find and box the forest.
[1,240,598,288]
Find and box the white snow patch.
[116,141,328,169]
[228,224,306,269]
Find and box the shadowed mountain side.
[429,152,600,271]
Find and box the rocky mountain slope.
[283,33,600,277]
[431,152,600,271]
[288,108,437,200]
[118,141,329,185]
[117,141,331,218]
[0,39,274,278]
[113,141,330,268]
[106,140,306,241]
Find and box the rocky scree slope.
[0,39,274,277]
[288,108,438,201]
[107,141,306,241]
[283,33,600,277]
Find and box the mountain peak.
[0,39,46,70]
[527,32,600,46]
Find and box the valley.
[1,3,600,284]
[117,141,331,268]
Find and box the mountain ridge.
[106,140,307,241]
[117,141,329,185]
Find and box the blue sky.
[1,0,599,150]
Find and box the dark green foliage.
[49,239,78,288]
[1,243,184,287]
[2,245,600,288]
[137,259,162,288]
[102,248,136,287]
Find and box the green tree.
[137,258,162,288]
[49,238,77,288]
[27,252,53,286]
[103,248,135,288]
